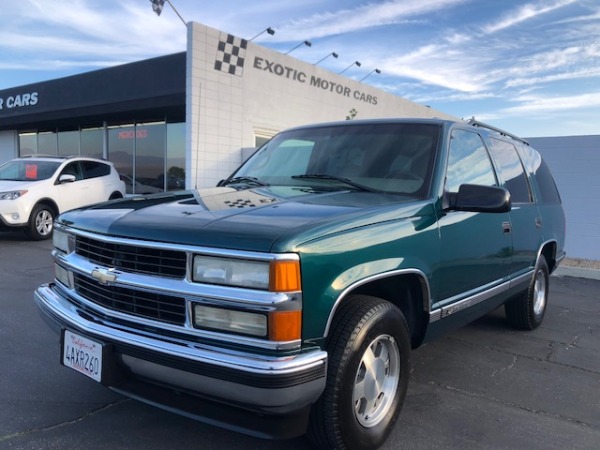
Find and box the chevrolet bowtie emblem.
[91,268,118,286]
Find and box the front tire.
[307,296,411,450]
[26,204,55,240]
[505,255,549,330]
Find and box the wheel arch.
[323,269,431,349]
[538,239,559,273]
[32,198,60,218]
[109,191,124,200]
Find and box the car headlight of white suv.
[0,190,28,200]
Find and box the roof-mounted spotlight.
[339,61,361,74]
[286,40,312,54]
[249,27,275,41]
[360,68,381,82]
[314,52,339,65]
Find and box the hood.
[58,186,427,252]
[0,179,43,191]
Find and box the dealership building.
[0,22,597,261]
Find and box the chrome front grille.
[76,236,187,278]
[74,273,187,325]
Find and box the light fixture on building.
[314,52,339,65]
[360,68,381,82]
[339,61,361,74]
[286,40,312,54]
[249,27,275,41]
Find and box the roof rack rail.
[19,154,79,159]
[466,118,529,146]
[20,154,66,158]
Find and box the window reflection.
[17,121,185,194]
[446,130,497,192]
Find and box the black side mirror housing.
[446,184,511,213]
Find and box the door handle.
[502,221,512,234]
[535,217,542,229]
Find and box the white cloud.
[271,0,468,41]
[482,0,577,34]
[501,92,600,115]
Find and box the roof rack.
[466,118,529,146]
[19,154,79,159]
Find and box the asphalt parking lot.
[1,230,599,450]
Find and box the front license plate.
[62,330,103,382]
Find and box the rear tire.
[307,295,411,450]
[26,204,55,240]
[505,255,549,330]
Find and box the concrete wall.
[186,22,457,189]
[528,135,600,261]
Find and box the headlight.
[193,304,301,341]
[192,255,300,292]
[193,304,267,337]
[0,190,27,200]
[52,228,74,254]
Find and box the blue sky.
[1,0,598,137]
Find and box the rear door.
[487,137,541,277]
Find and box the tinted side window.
[534,158,561,204]
[82,161,110,179]
[446,130,497,192]
[488,138,532,203]
[61,162,83,180]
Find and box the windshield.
[233,122,440,197]
[0,160,61,181]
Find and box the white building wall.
[186,22,457,189]
[528,135,600,261]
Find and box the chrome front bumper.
[34,283,327,424]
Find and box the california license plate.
[62,330,103,382]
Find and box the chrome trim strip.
[429,270,534,322]
[323,268,431,337]
[35,284,326,375]
[56,251,297,306]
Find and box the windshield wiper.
[291,173,382,193]
[218,176,269,187]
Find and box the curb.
[553,266,600,281]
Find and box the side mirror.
[446,184,511,213]
[58,174,77,184]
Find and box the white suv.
[0,156,125,240]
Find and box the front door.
[435,129,512,306]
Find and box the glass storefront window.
[135,122,166,193]
[15,120,185,193]
[58,130,80,156]
[19,132,37,156]
[108,125,135,192]
[81,128,104,159]
[38,132,58,155]
[167,122,186,190]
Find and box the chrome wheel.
[353,334,400,428]
[35,209,53,236]
[533,268,547,316]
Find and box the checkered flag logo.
[214,33,248,77]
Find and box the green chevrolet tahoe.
[35,118,565,450]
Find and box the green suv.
[35,118,565,450]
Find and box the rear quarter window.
[488,138,532,203]
[534,158,562,204]
[82,161,111,179]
